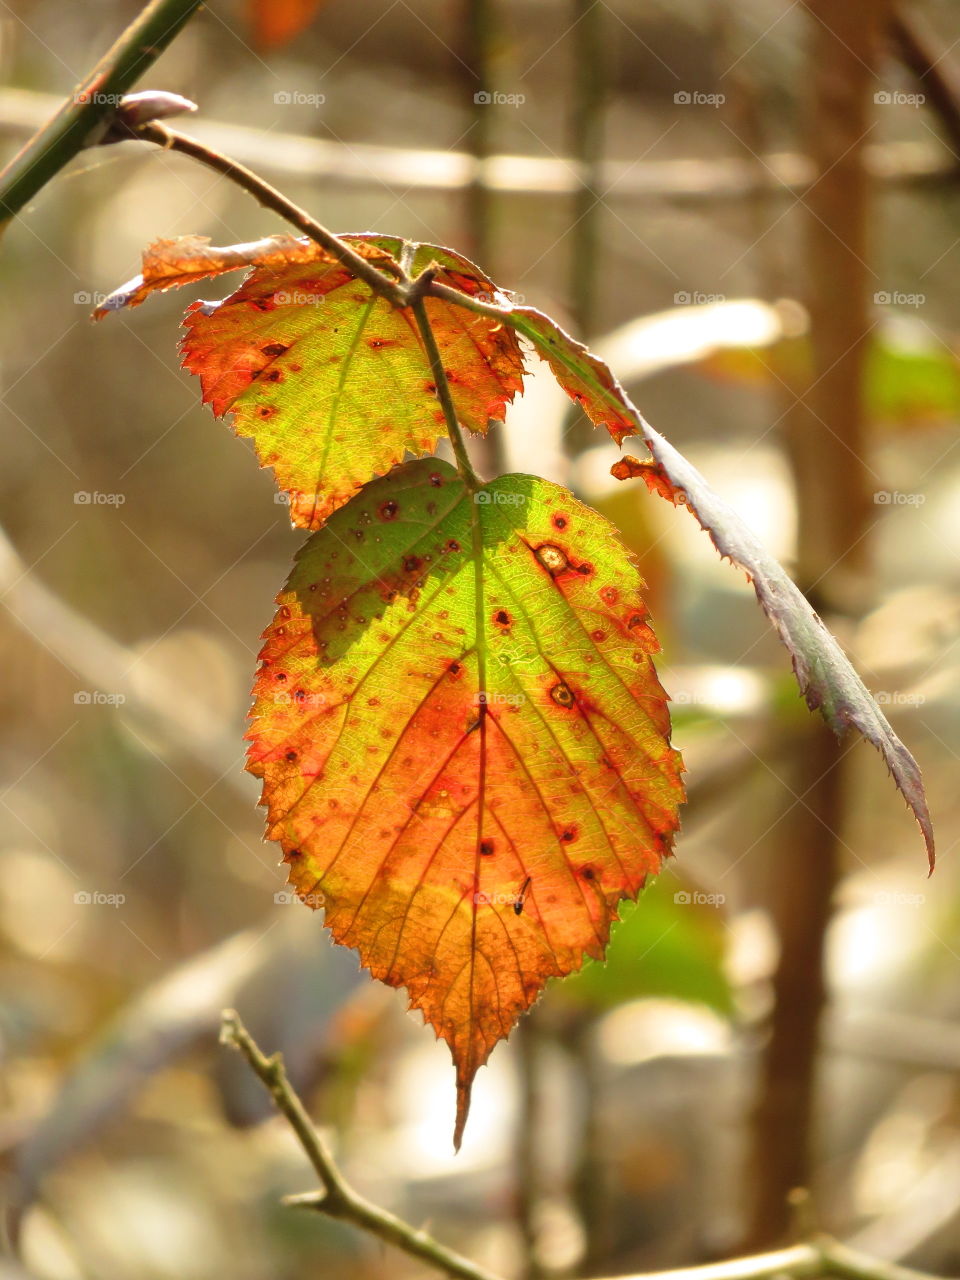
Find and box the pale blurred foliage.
[1,2,959,1278]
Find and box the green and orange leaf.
[97,234,525,529]
[247,457,685,1146]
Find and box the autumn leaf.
[249,0,329,49]
[507,305,637,442]
[92,234,361,316]
[501,307,935,868]
[180,236,523,528]
[97,234,525,529]
[247,457,684,1146]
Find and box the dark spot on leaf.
[535,544,569,575]
[553,514,568,530]
[601,586,619,605]
[257,405,278,418]
[591,629,606,642]
[493,609,511,627]
[262,343,289,358]
[448,661,463,677]
[275,672,287,681]
[404,556,423,573]
[577,562,593,576]
[480,840,495,856]
[285,751,297,762]
[446,539,461,552]
[430,472,444,487]
[560,826,579,843]
[550,682,575,708]
[379,500,399,520]
[264,369,283,382]
[580,865,597,880]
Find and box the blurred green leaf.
[551,875,731,1015]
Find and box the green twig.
[222,1010,953,1280]
[220,1010,501,1280]
[409,293,482,490]
[134,122,409,305]
[0,0,204,223]
[594,1240,954,1280]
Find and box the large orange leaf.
[97,235,525,530]
[247,457,685,1145]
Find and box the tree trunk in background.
[743,0,888,1247]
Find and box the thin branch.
[0,0,203,223]
[134,122,409,306]
[596,1241,951,1280]
[219,1010,502,1280]
[409,293,482,489]
[222,1010,954,1280]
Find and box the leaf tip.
[453,1065,475,1153]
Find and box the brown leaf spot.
[600,586,619,605]
[550,682,576,708]
[552,514,568,530]
[535,544,569,575]
[480,840,495,856]
[378,500,399,520]
[262,342,289,358]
